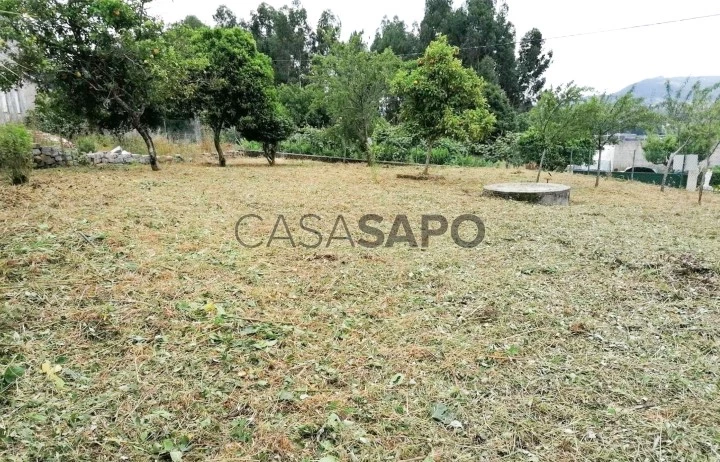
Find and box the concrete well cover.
[483,183,571,206]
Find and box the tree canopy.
[184,26,277,166]
[0,0,185,170]
[392,35,495,174]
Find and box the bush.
[0,124,33,185]
[76,137,96,154]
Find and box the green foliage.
[76,137,97,154]
[643,134,678,165]
[25,91,89,140]
[578,91,655,152]
[0,0,180,169]
[189,27,274,130]
[392,35,495,165]
[239,94,295,165]
[0,124,33,185]
[280,127,354,158]
[655,80,720,161]
[371,16,422,57]
[310,35,401,161]
[527,84,588,156]
[517,129,594,171]
[277,83,330,128]
[242,2,315,84]
[418,0,552,109]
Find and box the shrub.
[76,137,96,154]
[0,124,33,185]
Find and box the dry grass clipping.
[1,159,719,461]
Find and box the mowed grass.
[1,159,719,461]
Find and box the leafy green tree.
[654,80,720,192]
[178,15,207,29]
[417,0,552,110]
[371,16,422,57]
[483,82,518,138]
[643,134,679,165]
[239,94,294,165]
[25,91,89,145]
[277,83,331,128]
[526,84,588,181]
[392,35,495,175]
[577,91,654,187]
[314,10,341,56]
[0,0,181,170]
[311,35,401,163]
[213,5,238,28]
[243,1,315,85]
[186,27,276,167]
[516,28,553,110]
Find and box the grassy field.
[1,159,719,461]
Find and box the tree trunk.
[263,142,275,166]
[536,148,547,183]
[660,142,689,192]
[213,128,226,167]
[423,141,433,176]
[594,143,603,188]
[137,126,160,171]
[699,167,708,205]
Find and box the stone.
[32,148,41,155]
[41,147,52,155]
[484,183,572,206]
[110,146,123,155]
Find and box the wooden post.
[536,149,547,183]
[631,149,637,181]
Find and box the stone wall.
[32,145,183,169]
[32,145,80,168]
[86,147,151,165]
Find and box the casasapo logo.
[235,214,485,249]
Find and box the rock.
[33,148,41,155]
[110,146,123,155]
[41,147,52,155]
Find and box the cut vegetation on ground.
[1,160,719,461]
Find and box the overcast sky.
[147,0,720,93]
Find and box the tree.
[643,134,679,165]
[392,35,495,175]
[314,10,341,56]
[277,83,331,128]
[655,80,720,192]
[526,84,588,181]
[417,0,552,110]
[179,15,207,30]
[213,5,238,28]
[311,35,401,164]
[187,27,276,166]
[516,28,553,110]
[239,93,294,165]
[0,0,181,170]
[577,91,654,187]
[25,91,90,145]
[243,1,315,85]
[371,16,422,57]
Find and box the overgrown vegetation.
[0,124,32,185]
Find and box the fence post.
[631,149,636,181]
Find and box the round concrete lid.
[484,183,571,193]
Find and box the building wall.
[0,83,37,124]
[610,137,720,172]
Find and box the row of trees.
[1,0,718,188]
[0,0,554,172]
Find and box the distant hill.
[612,76,720,105]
